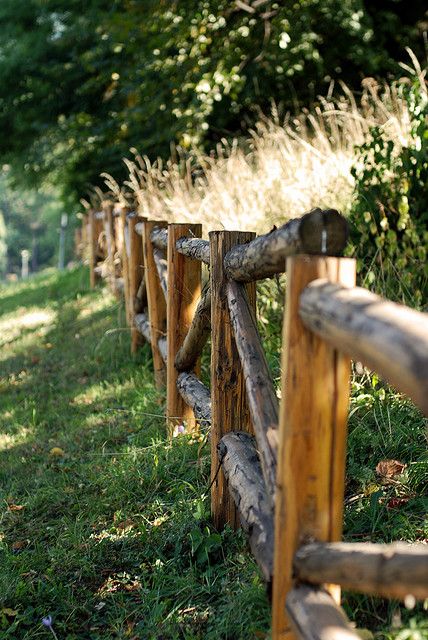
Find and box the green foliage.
[348,79,428,306]
[0,1,426,202]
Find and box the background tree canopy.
[0,0,426,204]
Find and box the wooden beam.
[299,280,428,416]
[224,209,348,282]
[176,372,211,427]
[294,541,428,601]
[128,214,146,353]
[286,586,361,640]
[175,284,211,372]
[272,256,356,640]
[88,209,97,288]
[142,220,168,388]
[227,280,278,501]
[167,223,202,435]
[176,237,210,264]
[210,230,256,530]
[134,312,151,343]
[102,200,116,295]
[153,248,168,299]
[151,226,168,251]
[219,432,274,582]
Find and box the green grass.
[0,267,426,639]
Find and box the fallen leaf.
[11,540,29,551]
[1,608,18,617]
[387,497,410,509]
[31,356,40,365]
[49,447,65,457]
[7,503,25,512]
[376,459,406,479]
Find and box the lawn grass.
[0,267,426,639]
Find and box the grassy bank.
[0,267,426,639]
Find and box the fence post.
[102,201,116,293]
[271,255,356,640]
[119,206,132,323]
[128,213,146,354]
[142,220,168,389]
[209,230,256,530]
[167,223,202,435]
[88,209,97,288]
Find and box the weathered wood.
[88,209,97,288]
[151,226,168,251]
[175,284,211,372]
[299,280,428,416]
[286,586,361,640]
[142,220,168,388]
[176,372,211,427]
[158,336,167,363]
[272,256,356,640]
[176,237,210,264]
[153,248,168,299]
[135,221,144,236]
[224,209,348,282]
[227,280,278,501]
[120,207,132,324]
[128,214,146,353]
[219,432,274,582]
[210,230,256,530]
[134,312,151,343]
[167,223,202,435]
[135,277,147,312]
[102,201,116,295]
[294,541,428,601]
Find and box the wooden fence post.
[209,230,256,530]
[102,201,116,294]
[271,255,356,640]
[128,213,146,354]
[167,223,202,435]
[142,220,168,389]
[120,206,132,323]
[88,209,97,288]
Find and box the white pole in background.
[21,249,30,279]
[58,213,68,270]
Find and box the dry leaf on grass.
[375,459,407,479]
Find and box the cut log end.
[299,208,349,257]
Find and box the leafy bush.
[348,75,428,307]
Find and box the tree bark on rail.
[158,336,167,363]
[151,226,168,250]
[299,280,428,416]
[175,284,211,372]
[153,248,168,299]
[286,586,361,640]
[134,312,151,343]
[226,280,278,501]
[218,432,274,582]
[224,209,348,282]
[176,372,211,427]
[175,237,210,264]
[293,541,428,601]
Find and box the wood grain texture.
[176,372,211,427]
[272,255,356,640]
[219,432,274,582]
[150,226,168,250]
[120,207,132,324]
[226,280,278,501]
[294,541,428,600]
[176,237,210,264]
[300,280,428,416]
[210,230,256,531]
[175,284,211,372]
[102,201,117,295]
[153,248,168,299]
[128,214,146,353]
[286,586,361,640]
[167,223,202,435]
[134,312,151,343]
[142,220,168,388]
[88,209,97,288]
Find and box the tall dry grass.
[101,70,418,235]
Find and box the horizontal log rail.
[299,279,428,415]
[293,541,428,601]
[80,205,428,640]
[224,208,348,282]
[175,237,210,264]
[175,284,211,372]
[227,280,278,500]
[151,226,168,251]
[176,372,211,426]
[218,432,274,582]
[286,586,361,640]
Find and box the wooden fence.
[75,202,428,640]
